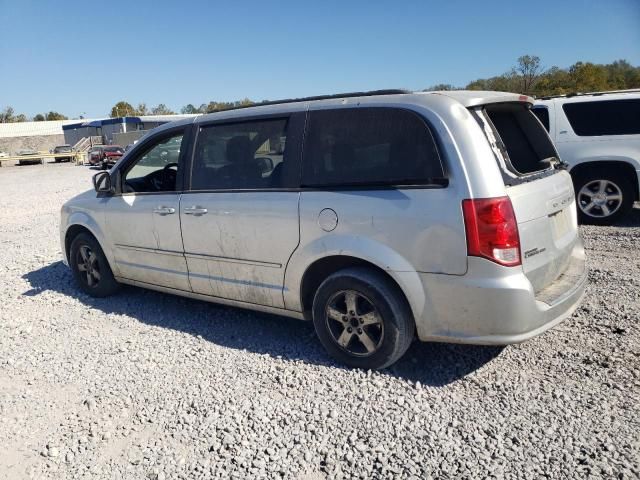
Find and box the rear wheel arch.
[569,160,639,201]
[299,255,413,322]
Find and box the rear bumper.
[415,239,587,345]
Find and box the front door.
[180,116,301,307]
[104,129,191,291]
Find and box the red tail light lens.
[462,196,521,267]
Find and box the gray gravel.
[0,162,638,479]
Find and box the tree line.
[425,56,640,97]
[2,56,638,124]
[0,107,67,123]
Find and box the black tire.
[312,267,414,369]
[69,232,120,297]
[572,168,635,225]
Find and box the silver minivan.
[60,90,587,369]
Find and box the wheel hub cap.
[577,179,623,218]
[325,290,384,357]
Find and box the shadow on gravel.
[23,261,503,386]
[614,205,640,227]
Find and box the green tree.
[512,55,544,93]
[15,114,27,122]
[45,111,68,121]
[422,83,458,91]
[33,114,46,121]
[181,104,202,114]
[151,104,175,115]
[136,103,149,116]
[569,62,609,92]
[465,56,640,97]
[0,106,15,123]
[110,101,136,118]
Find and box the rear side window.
[562,99,640,136]
[532,107,550,132]
[302,108,444,187]
[191,118,288,190]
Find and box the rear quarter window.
[562,99,640,136]
[301,107,445,187]
[532,107,550,132]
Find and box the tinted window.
[302,108,444,187]
[123,132,184,193]
[532,107,550,132]
[562,99,640,136]
[191,118,288,190]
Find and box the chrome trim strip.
[115,244,281,268]
[184,252,281,268]
[116,261,286,291]
[115,244,184,257]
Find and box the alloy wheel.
[325,290,384,357]
[76,244,101,288]
[577,179,623,218]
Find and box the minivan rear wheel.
[312,267,414,369]
[69,232,120,297]
[573,169,634,225]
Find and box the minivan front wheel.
[312,267,414,369]
[69,232,120,297]
[573,169,634,225]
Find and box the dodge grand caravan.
[60,90,587,369]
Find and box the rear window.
[302,107,445,187]
[481,103,558,177]
[562,99,640,136]
[105,147,124,153]
[531,107,550,132]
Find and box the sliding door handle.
[183,206,208,216]
[153,206,176,215]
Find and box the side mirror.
[93,171,113,194]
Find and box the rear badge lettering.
[524,247,547,259]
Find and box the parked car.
[60,90,587,369]
[16,149,43,165]
[53,145,73,162]
[87,146,103,166]
[88,146,125,169]
[101,146,125,169]
[0,151,7,167]
[533,90,640,224]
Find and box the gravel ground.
[0,162,638,479]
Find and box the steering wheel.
[148,162,178,191]
[161,162,178,190]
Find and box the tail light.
[462,196,521,267]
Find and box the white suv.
[533,91,640,224]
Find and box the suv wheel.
[69,233,120,297]
[573,169,634,225]
[312,267,414,369]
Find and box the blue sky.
[1,0,638,118]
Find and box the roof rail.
[203,89,413,113]
[540,88,640,100]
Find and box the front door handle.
[153,206,176,215]
[183,206,208,216]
